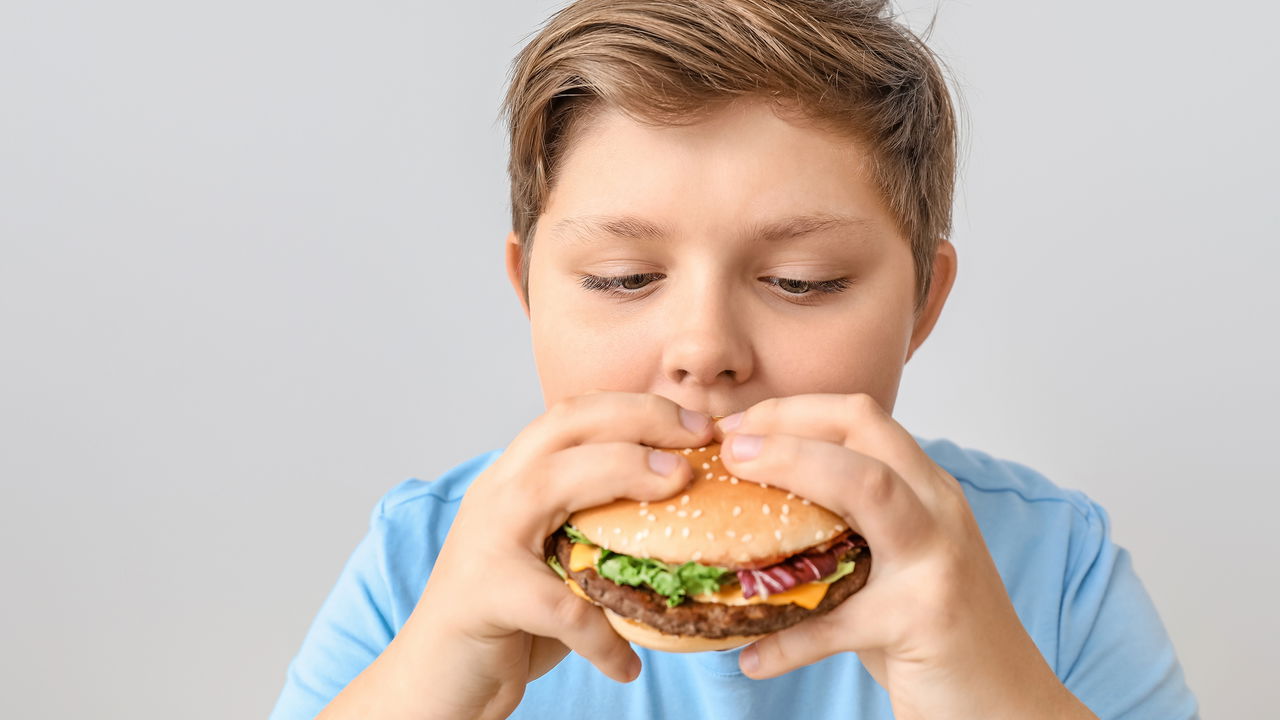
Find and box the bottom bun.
[604,609,766,653]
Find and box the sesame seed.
[758,482,768,488]
[634,532,644,542]
[638,508,648,516]
[781,515,790,524]
[665,526,673,537]
[698,447,707,452]
[682,527,690,538]
[677,510,688,518]
[762,504,771,515]
[786,492,795,500]
[666,504,676,512]
[639,501,649,508]
[692,551,703,562]
[613,527,621,534]
[718,475,728,481]
[706,531,716,541]
[705,472,713,479]
[647,513,657,522]
[681,495,690,505]
[597,526,604,536]
[682,448,692,454]
[802,498,812,505]
[781,504,790,515]
[726,529,736,538]
[741,534,753,543]
[834,524,845,532]
[814,530,826,540]
[702,462,710,469]
[732,506,742,517]
[711,455,718,461]
[691,509,703,519]
[774,530,783,540]
[729,477,739,485]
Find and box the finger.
[527,636,570,682]
[719,432,932,557]
[507,566,641,683]
[717,393,946,499]
[739,611,844,679]
[510,392,714,464]
[739,582,894,678]
[511,441,694,541]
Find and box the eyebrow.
[551,213,876,245]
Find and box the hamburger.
[545,441,871,652]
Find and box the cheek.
[762,308,910,406]
[529,282,658,398]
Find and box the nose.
[660,279,754,387]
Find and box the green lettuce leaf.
[546,555,567,580]
[820,559,856,584]
[561,524,732,607]
[563,525,593,545]
[596,552,733,607]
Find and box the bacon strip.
[737,536,859,599]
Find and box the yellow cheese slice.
[567,541,837,610]
[693,580,830,610]
[565,578,594,603]
[569,543,600,572]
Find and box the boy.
[271,1,1198,718]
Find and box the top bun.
[568,442,848,569]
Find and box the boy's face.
[506,100,956,418]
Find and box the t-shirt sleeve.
[1057,499,1200,719]
[268,501,398,720]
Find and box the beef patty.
[549,530,872,638]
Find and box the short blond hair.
[503,0,957,313]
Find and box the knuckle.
[552,592,593,628]
[861,460,897,508]
[638,392,670,420]
[543,397,575,426]
[752,396,782,420]
[844,392,882,422]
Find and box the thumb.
[527,636,571,682]
[739,613,844,679]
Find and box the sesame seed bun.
[603,609,765,653]
[568,442,849,568]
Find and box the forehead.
[543,100,894,237]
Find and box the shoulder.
[353,448,506,626]
[914,435,1110,604]
[915,435,1099,523]
[370,448,504,524]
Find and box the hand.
[715,393,1097,720]
[322,392,715,720]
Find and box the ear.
[504,231,531,319]
[905,239,957,363]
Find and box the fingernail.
[718,411,744,433]
[728,433,762,461]
[679,407,710,433]
[739,645,759,674]
[648,449,680,476]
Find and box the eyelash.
[577,273,853,303]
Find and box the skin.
[318,100,1098,719]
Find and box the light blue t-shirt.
[270,437,1198,719]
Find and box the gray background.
[1,1,1275,717]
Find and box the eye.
[578,272,664,296]
[763,276,853,301]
